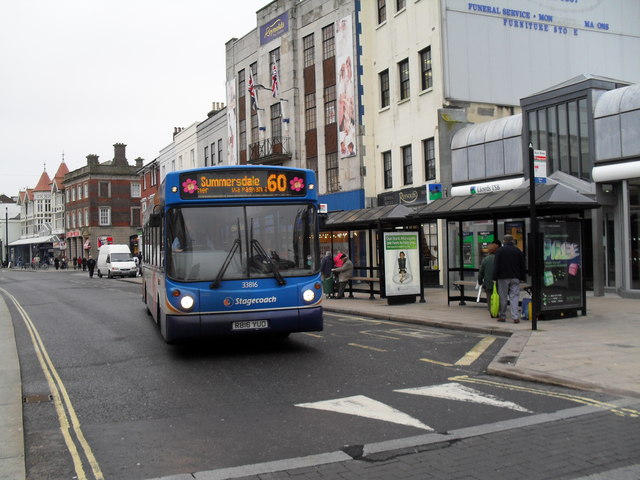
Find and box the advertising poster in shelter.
[540,220,583,311]
[478,231,495,264]
[462,232,474,268]
[504,221,524,251]
[383,232,420,296]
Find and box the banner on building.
[259,12,289,45]
[335,15,356,159]
[226,79,237,165]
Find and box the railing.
[248,136,292,164]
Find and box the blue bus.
[142,166,323,343]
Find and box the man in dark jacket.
[492,234,526,323]
[86,256,97,278]
[320,251,334,298]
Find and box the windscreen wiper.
[210,233,241,289]
[251,239,286,286]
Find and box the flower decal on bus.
[289,177,304,192]
[182,178,198,194]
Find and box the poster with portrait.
[226,79,237,165]
[540,220,583,311]
[335,15,356,159]
[383,232,420,296]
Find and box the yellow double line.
[421,336,496,367]
[1,288,103,480]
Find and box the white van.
[97,244,137,278]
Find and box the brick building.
[63,143,143,260]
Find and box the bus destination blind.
[179,169,307,199]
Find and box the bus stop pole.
[528,143,539,331]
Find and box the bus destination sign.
[179,169,307,199]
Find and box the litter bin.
[521,297,532,320]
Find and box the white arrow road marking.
[296,395,433,431]
[395,383,532,413]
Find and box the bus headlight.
[302,289,315,302]
[180,295,195,311]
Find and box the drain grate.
[23,394,53,404]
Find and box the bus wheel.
[144,286,151,315]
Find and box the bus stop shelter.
[409,182,600,316]
[321,204,424,300]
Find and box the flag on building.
[271,63,279,98]
[248,70,258,112]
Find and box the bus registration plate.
[232,320,269,330]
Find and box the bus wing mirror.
[148,213,162,227]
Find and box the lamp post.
[5,207,9,266]
[528,144,539,331]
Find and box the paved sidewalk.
[1,269,638,480]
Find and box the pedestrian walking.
[492,234,526,323]
[332,253,353,299]
[54,257,60,270]
[477,240,501,317]
[86,256,96,278]
[82,257,87,271]
[76,256,82,270]
[320,250,334,298]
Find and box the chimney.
[87,154,99,167]
[113,143,128,166]
[135,157,143,168]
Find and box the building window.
[326,153,339,192]
[239,119,247,152]
[218,140,223,164]
[303,34,315,68]
[131,207,141,227]
[77,210,82,228]
[71,187,76,202]
[527,97,591,182]
[190,149,195,168]
[77,185,82,200]
[324,85,336,125]
[178,155,183,170]
[398,59,410,100]
[305,93,316,131]
[99,207,111,226]
[204,146,209,166]
[84,183,88,198]
[99,182,110,198]
[420,47,432,91]
[84,208,88,227]
[307,156,318,175]
[423,138,436,180]
[131,182,141,198]
[379,69,390,108]
[378,0,386,24]
[402,145,413,185]
[396,0,406,11]
[238,69,245,99]
[271,103,282,139]
[383,151,392,189]
[211,142,216,164]
[322,24,335,60]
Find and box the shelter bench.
[349,276,380,299]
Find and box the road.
[1,269,638,480]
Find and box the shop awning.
[8,235,57,246]
[323,204,417,230]
[411,183,599,222]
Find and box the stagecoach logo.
[224,296,277,307]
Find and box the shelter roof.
[411,183,599,222]
[323,204,417,229]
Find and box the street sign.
[534,150,547,184]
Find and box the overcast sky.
[0,0,267,198]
